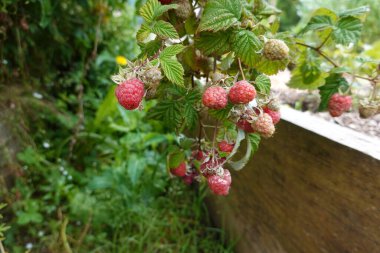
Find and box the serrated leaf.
[300,15,333,34]
[208,103,233,120]
[160,44,185,59]
[339,6,370,18]
[138,39,162,58]
[140,0,177,23]
[318,74,349,111]
[151,20,179,39]
[227,130,252,171]
[195,31,231,56]
[288,67,328,90]
[231,29,262,67]
[168,151,185,168]
[136,24,151,42]
[199,0,242,32]
[248,133,261,156]
[255,74,271,95]
[332,16,362,46]
[255,58,288,75]
[160,58,184,86]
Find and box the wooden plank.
[207,107,380,253]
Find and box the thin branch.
[0,241,6,253]
[317,32,331,50]
[75,213,92,252]
[60,217,73,253]
[238,58,246,80]
[296,42,373,82]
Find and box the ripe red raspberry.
[192,150,204,161]
[252,113,275,138]
[236,119,255,133]
[207,169,231,196]
[228,80,256,104]
[202,86,228,109]
[200,157,226,177]
[115,78,145,110]
[170,162,187,177]
[328,93,352,117]
[263,107,281,125]
[159,0,173,4]
[218,141,234,153]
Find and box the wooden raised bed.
[207,107,380,253]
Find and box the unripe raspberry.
[174,0,192,20]
[252,113,275,138]
[263,39,289,61]
[218,141,234,153]
[263,107,281,125]
[200,158,225,177]
[358,101,378,119]
[202,86,228,109]
[143,67,162,86]
[328,93,352,117]
[236,119,255,133]
[115,78,145,110]
[159,0,173,4]
[207,169,231,196]
[267,98,281,111]
[228,80,256,104]
[170,162,187,177]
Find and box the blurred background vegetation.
[0,0,379,252]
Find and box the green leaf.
[288,67,328,90]
[199,0,242,32]
[160,44,185,59]
[160,58,184,86]
[195,31,231,56]
[300,15,333,34]
[339,6,370,18]
[151,20,179,39]
[332,16,362,46]
[138,39,162,58]
[127,154,146,186]
[255,74,271,95]
[136,24,151,42]
[168,151,185,168]
[208,103,233,120]
[248,133,261,156]
[140,0,178,23]
[94,86,117,128]
[255,58,288,75]
[318,74,349,111]
[231,29,262,67]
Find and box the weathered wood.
[207,107,380,253]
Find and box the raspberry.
[228,80,256,104]
[142,67,162,86]
[174,0,192,20]
[202,86,228,109]
[236,119,255,133]
[115,78,145,110]
[159,0,173,4]
[267,98,280,111]
[252,113,275,138]
[218,141,234,153]
[359,101,378,119]
[192,150,204,161]
[182,170,198,185]
[200,157,225,177]
[263,107,281,125]
[207,169,231,196]
[170,162,187,177]
[263,39,289,61]
[328,94,352,117]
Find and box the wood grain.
[207,108,380,253]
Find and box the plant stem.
[0,241,6,253]
[317,32,331,50]
[238,58,246,80]
[60,217,73,253]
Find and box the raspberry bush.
[112,0,379,196]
